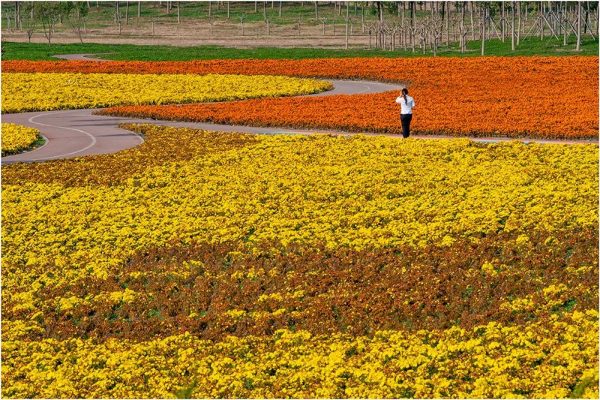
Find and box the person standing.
[395,88,416,138]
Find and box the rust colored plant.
[4,230,596,342]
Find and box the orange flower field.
[4,56,598,139]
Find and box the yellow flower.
[1,123,40,154]
[481,261,497,276]
[1,73,331,113]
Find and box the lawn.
[1,35,598,61]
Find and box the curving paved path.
[2,79,405,164]
[2,54,597,164]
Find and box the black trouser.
[400,113,412,138]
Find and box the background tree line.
[2,1,598,53]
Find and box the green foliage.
[174,380,197,399]
[12,2,90,44]
[570,377,596,398]
[2,35,598,61]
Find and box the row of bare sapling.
[363,1,596,54]
[222,1,596,54]
[3,1,598,52]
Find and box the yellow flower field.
[1,123,41,155]
[3,126,597,266]
[1,73,332,113]
[3,312,597,399]
[2,124,598,398]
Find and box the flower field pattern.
[1,123,41,155]
[4,56,598,139]
[2,124,258,186]
[101,88,597,139]
[2,124,599,398]
[1,73,331,113]
[4,313,598,399]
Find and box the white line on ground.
[28,111,98,160]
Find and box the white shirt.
[396,95,415,114]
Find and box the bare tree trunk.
[125,1,129,25]
[14,1,20,30]
[137,1,141,18]
[279,1,282,17]
[16,2,22,31]
[177,1,180,23]
[563,2,568,45]
[208,0,212,17]
[597,0,599,37]
[583,1,589,34]
[445,1,450,46]
[541,2,545,40]
[555,1,560,34]
[511,1,516,50]
[401,1,405,23]
[470,1,475,40]
[596,0,599,36]
[362,4,365,32]
[517,1,521,45]
[315,1,318,19]
[345,2,349,49]
[501,1,505,41]
[460,1,465,52]
[481,4,486,55]
[227,1,230,19]
[487,4,491,40]
[576,1,582,50]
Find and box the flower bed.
[2,124,598,398]
[1,73,331,113]
[4,56,598,139]
[1,123,41,155]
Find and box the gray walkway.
[2,79,407,164]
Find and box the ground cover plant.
[0,123,42,155]
[6,56,596,139]
[1,73,330,112]
[2,124,598,398]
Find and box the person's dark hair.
[402,88,409,104]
